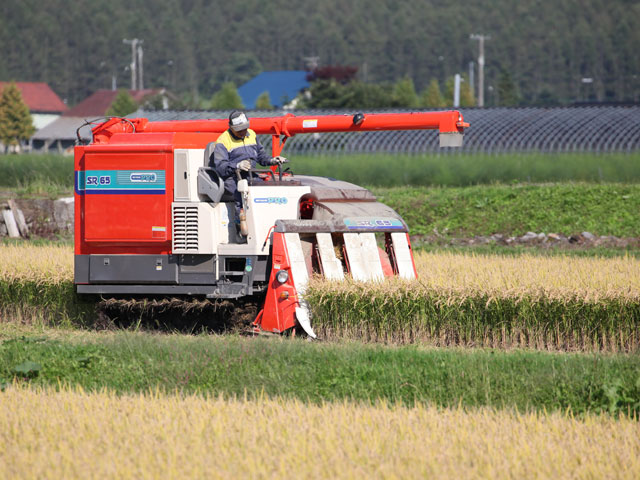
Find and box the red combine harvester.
[74,111,468,337]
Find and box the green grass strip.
[3,152,640,193]
[0,154,73,197]
[375,183,640,237]
[294,152,640,187]
[0,328,639,417]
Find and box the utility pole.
[123,38,143,90]
[137,43,144,90]
[470,34,490,107]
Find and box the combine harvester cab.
[74,111,468,337]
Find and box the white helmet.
[229,110,250,132]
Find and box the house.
[63,88,171,117]
[32,88,173,153]
[0,82,67,130]
[238,71,310,109]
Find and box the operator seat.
[197,142,233,203]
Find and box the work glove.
[237,160,252,171]
[270,156,288,165]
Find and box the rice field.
[307,252,640,349]
[0,243,72,284]
[2,244,638,297]
[1,243,639,350]
[0,385,638,480]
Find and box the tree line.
[0,0,637,108]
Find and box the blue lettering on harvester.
[344,218,404,230]
[254,197,288,205]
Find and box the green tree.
[301,80,395,109]
[300,79,345,108]
[0,82,35,151]
[255,91,273,110]
[341,82,394,108]
[392,76,419,108]
[497,71,519,106]
[212,53,262,93]
[444,75,476,107]
[210,82,244,110]
[460,75,476,107]
[444,77,454,106]
[106,90,138,117]
[141,92,186,111]
[420,79,446,108]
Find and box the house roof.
[0,82,67,113]
[238,71,310,109]
[32,116,92,141]
[63,89,163,117]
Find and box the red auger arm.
[91,111,469,156]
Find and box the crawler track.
[95,296,260,333]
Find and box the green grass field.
[1,327,639,417]
[2,152,640,195]
[376,183,640,237]
[2,154,640,240]
[293,152,640,187]
[0,154,73,197]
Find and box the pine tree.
[444,77,454,106]
[210,82,244,110]
[106,90,138,117]
[497,71,519,106]
[0,83,35,151]
[392,76,419,108]
[255,91,273,110]
[420,79,446,108]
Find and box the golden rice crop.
[0,244,73,284]
[2,245,639,350]
[306,252,640,349]
[2,244,638,302]
[412,251,640,302]
[0,386,638,480]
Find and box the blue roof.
[238,71,310,108]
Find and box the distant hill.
[0,0,637,107]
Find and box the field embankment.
[375,183,640,238]
[1,384,638,480]
[1,244,639,351]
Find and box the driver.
[211,110,287,223]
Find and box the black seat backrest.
[197,141,226,204]
[203,141,217,167]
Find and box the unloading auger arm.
[91,111,469,155]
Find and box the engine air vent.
[172,204,199,253]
